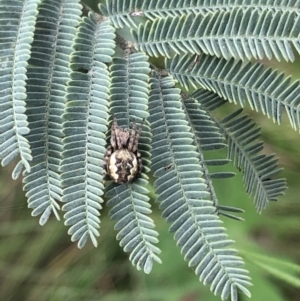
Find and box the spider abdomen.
[108,149,138,184]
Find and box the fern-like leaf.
[23,0,82,225]
[194,90,287,212]
[100,0,300,29]
[60,15,115,248]
[166,54,300,131]
[221,111,287,212]
[106,179,161,273]
[133,9,300,61]
[105,53,161,273]
[149,71,251,301]
[182,93,244,221]
[0,0,41,179]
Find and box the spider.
[103,118,144,184]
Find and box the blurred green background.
[1,1,300,301]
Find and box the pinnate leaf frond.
[23,0,82,225]
[166,54,300,131]
[182,92,244,221]
[133,9,300,61]
[221,111,287,212]
[149,71,251,301]
[106,53,161,273]
[0,0,41,178]
[196,90,287,212]
[60,15,115,248]
[100,0,300,29]
[106,180,162,273]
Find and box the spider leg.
[128,119,136,151]
[112,117,124,149]
[136,149,143,174]
[111,117,118,149]
[103,145,112,181]
[132,118,145,152]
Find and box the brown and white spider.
[103,118,144,184]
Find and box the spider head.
[118,129,130,148]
